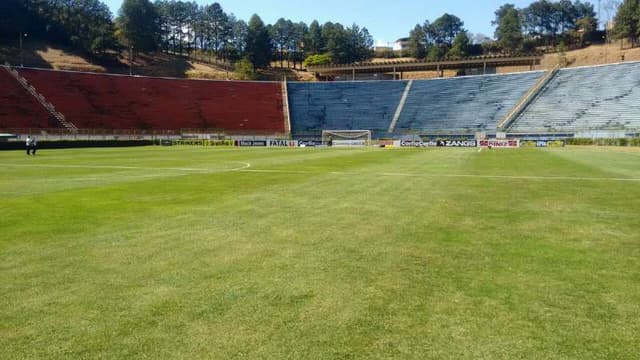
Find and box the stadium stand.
[509,62,640,132]
[17,68,286,133]
[5,62,639,137]
[394,72,544,133]
[0,67,59,129]
[288,81,408,134]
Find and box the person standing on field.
[31,137,38,155]
[25,136,32,155]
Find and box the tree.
[306,20,324,55]
[202,3,230,60]
[347,24,374,63]
[322,22,349,63]
[0,0,29,37]
[1,0,117,55]
[57,0,118,54]
[521,0,598,47]
[427,44,448,60]
[289,22,308,69]
[226,16,248,61]
[449,31,470,58]
[319,22,372,64]
[116,0,160,53]
[408,24,426,58]
[522,0,555,39]
[613,0,639,47]
[495,5,524,53]
[575,16,598,46]
[245,14,271,70]
[271,18,293,67]
[430,13,465,46]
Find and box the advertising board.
[267,140,298,147]
[400,140,436,147]
[478,139,520,148]
[521,140,565,148]
[437,140,477,147]
[236,140,267,147]
[332,140,367,147]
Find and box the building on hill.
[393,38,410,52]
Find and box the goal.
[321,130,372,147]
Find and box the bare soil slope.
[0,41,311,81]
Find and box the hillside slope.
[0,40,311,81]
[2,40,639,81]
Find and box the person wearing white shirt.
[25,136,32,156]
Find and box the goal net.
[322,130,372,147]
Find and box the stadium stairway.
[0,65,69,131]
[393,71,544,134]
[508,62,640,133]
[17,68,287,133]
[497,66,560,130]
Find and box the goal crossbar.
[322,130,372,145]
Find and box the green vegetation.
[1,146,640,358]
[116,0,161,53]
[245,15,272,71]
[494,4,523,54]
[488,0,599,55]
[233,58,257,80]
[409,0,600,59]
[0,0,117,55]
[4,0,637,70]
[0,0,374,70]
[613,0,640,47]
[303,53,332,67]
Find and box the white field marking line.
[0,162,251,173]
[238,168,640,182]
[382,172,640,182]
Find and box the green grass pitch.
[1,146,639,359]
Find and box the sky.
[103,0,603,45]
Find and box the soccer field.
[1,146,639,359]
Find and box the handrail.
[282,79,292,134]
[497,65,560,130]
[3,65,78,132]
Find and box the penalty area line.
[0,162,251,173]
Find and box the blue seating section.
[288,81,408,133]
[509,62,640,132]
[394,72,543,133]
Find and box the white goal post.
[321,130,372,147]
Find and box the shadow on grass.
[0,37,52,69]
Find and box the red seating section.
[18,69,286,132]
[0,69,59,129]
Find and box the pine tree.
[612,0,638,47]
[116,0,160,53]
[449,31,470,58]
[245,14,272,71]
[496,7,524,54]
[408,24,426,59]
